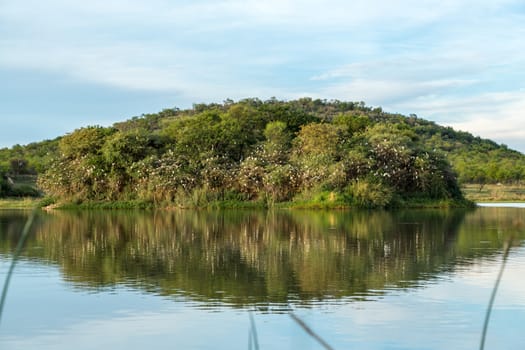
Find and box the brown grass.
[462,183,525,202]
[0,198,41,209]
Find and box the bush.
[289,188,348,208]
[39,196,57,207]
[263,164,299,201]
[346,180,393,208]
[0,172,9,197]
[8,184,41,197]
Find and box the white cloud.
[0,0,462,28]
[381,90,525,152]
[317,78,477,104]
[2,0,522,90]
[0,42,184,90]
[1,0,524,150]
[444,92,525,140]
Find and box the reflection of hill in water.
[1,208,523,306]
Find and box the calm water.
[1,207,524,349]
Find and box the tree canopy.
[1,98,523,205]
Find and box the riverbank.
[38,195,473,210]
[4,185,500,210]
[38,185,517,209]
[0,194,475,210]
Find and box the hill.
[1,98,523,207]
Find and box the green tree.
[38,126,115,201]
[292,123,342,190]
[363,124,461,199]
[333,113,370,136]
[9,158,31,175]
[59,126,114,159]
[0,170,10,197]
[262,121,292,164]
[101,129,160,199]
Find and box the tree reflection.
[1,207,523,307]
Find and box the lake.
[1,206,524,349]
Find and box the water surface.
[1,207,524,349]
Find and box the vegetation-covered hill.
[1,98,523,207]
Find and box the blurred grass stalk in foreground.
[0,209,37,323]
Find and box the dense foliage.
[0,138,60,175]
[0,170,9,197]
[1,98,522,205]
[379,115,525,184]
[33,99,462,207]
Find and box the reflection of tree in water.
[0,208,522,306]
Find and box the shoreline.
[7,184,525,209]
[1,197,474,210]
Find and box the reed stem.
[479,240,512,350]
[0,209,37,324]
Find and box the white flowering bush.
[236,156,266,199]
[263,164,299,201]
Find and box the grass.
[56,200,155,210]
[0,198,42,209]
[41,193,475,210]
[9,184,478,211]
[462,183,525,202]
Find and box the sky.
[1,0,524,152]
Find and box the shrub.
[8,184,41,197]
[263,164,299,201]
[346,179,394,208]
[0,172,9,197]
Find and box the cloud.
[444,92,525,140]
[315,78,472,106]
[0,0,472,29]
[2,0,522,95]
[380,89,525,152]
[1,0,524,151]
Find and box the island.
[2,98,525,208]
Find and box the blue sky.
[1,0,525,152]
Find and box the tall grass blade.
[479,240,512,350]
[0,209,37,324]
[290,312,335,350]
[248,312,259,350]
